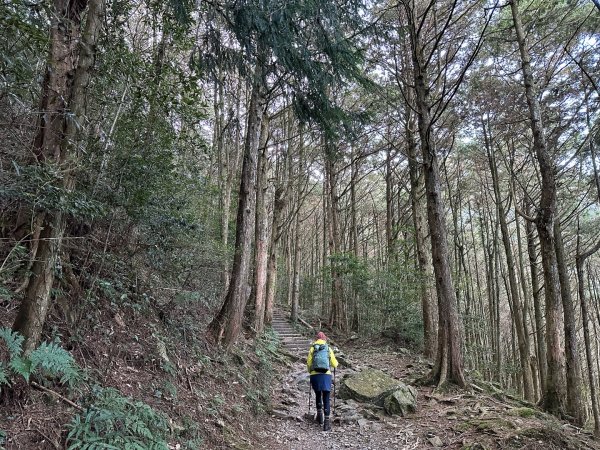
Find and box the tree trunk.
[264,117,292,326]
[510,0,566,415]
[385,147,395,263]
[290,213,301,322]
[252,117,270,333]
[13,0,105,353]
[408,21,466,388]
[576,230,600,437]
[350,151,361,331]
[525,199,547,393]
[290,130,305,323]
[406,103,436,359]
[208,50,265,347]
[554,220,585,425]
[484,125,535,401]
[325,145,345,331]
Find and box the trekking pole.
[308,378,311,418]
[333,368,336,416]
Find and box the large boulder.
[383,384,417,416]
[339,368,405,406]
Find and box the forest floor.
[1,300,600,450]
[260,337,600,450]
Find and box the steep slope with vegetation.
[1,0,600,448]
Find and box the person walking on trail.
[307,331,338,431]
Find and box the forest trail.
[262,313,600,450]
[271,312,313,355]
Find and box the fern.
[0,327,80,387]
[66,388,171,450]
[0,328,24,358]
[29,341,80,386]
[0,363,9,386]
[8,356,32,382]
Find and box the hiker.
[307,331,338,431]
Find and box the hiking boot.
[316,409,324,425]
[323,415,331,431]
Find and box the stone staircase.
[271,310,312,356]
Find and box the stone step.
[284,343,310,349]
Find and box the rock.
[358,418,369,433]
[281,397,299,406]
[371,422,383,432]
[295,371,310,387]
[339,368,406,406]
[333,399,363,424]
[335,351,353,368]
[360,407,381,420]
[460,444,489,450]
[271,409,291,419]
[509,407,538,418]
[461,417,516,432]
[428,436,444,447]
[383,384,417,416]
[156,340,170,364]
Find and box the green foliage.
[0,328,23,358]
[1,164,105,220]
[199,0,370,139]
[28,341,81,385]
[0,328,80,387]
[0,0,47,103]
[66,387,171,450]
[303,251,424,347]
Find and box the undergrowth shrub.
[0,328,80,387]
[66,387,171,450]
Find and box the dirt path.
[262,314,600,450]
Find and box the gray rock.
[428,436,443,447]
[272,409,291,419]
[383,384,417,416]
[339,368,406,406]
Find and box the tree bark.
[484,125,535,401]
[208,49,266,347]
[525,199,547,393]
[290,129,304,323]
[406,103,436,359]
[509,0,566,415]
[325,144,345,331]
[13,0,105,353]
[406,10,466,387]
[554,220,585,425]
[350,150,361,331]
[264,114,292,325]
[385,147,395,263]
[252,117,270,333]
[576,231,600,437]
[290,214,301,322]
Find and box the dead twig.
[184,366,195,395]
[28,427,60,450]
[30,381,83,411]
